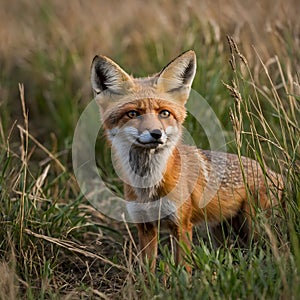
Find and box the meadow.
[0,0,299,299]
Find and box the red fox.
[90,50,283,272]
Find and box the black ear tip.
[92,55,99,63]
[181,50,196,60]
[185,49,195,55]
[92,55,108,67]
[91,55,101,70]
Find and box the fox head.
[90,51,196,153]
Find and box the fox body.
[91,51,283,271]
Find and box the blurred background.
[1,0,299,147]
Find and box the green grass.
[0,1,299,299]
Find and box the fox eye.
[159,110,171,118]
[126,110,140,118]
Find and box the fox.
[90,50,283,272]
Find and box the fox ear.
[91,55,133,95]
[157,50,196,104]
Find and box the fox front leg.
[172,224,193,273]
[136,223,158,272]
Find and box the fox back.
[91,51,283,272]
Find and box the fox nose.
[150,129,162,140]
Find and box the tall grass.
[0,0,299,298]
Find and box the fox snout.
[137,128,165,148]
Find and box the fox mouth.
[136,139,164,148]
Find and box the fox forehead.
[121,98,184,114]
[103,98,186,129]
